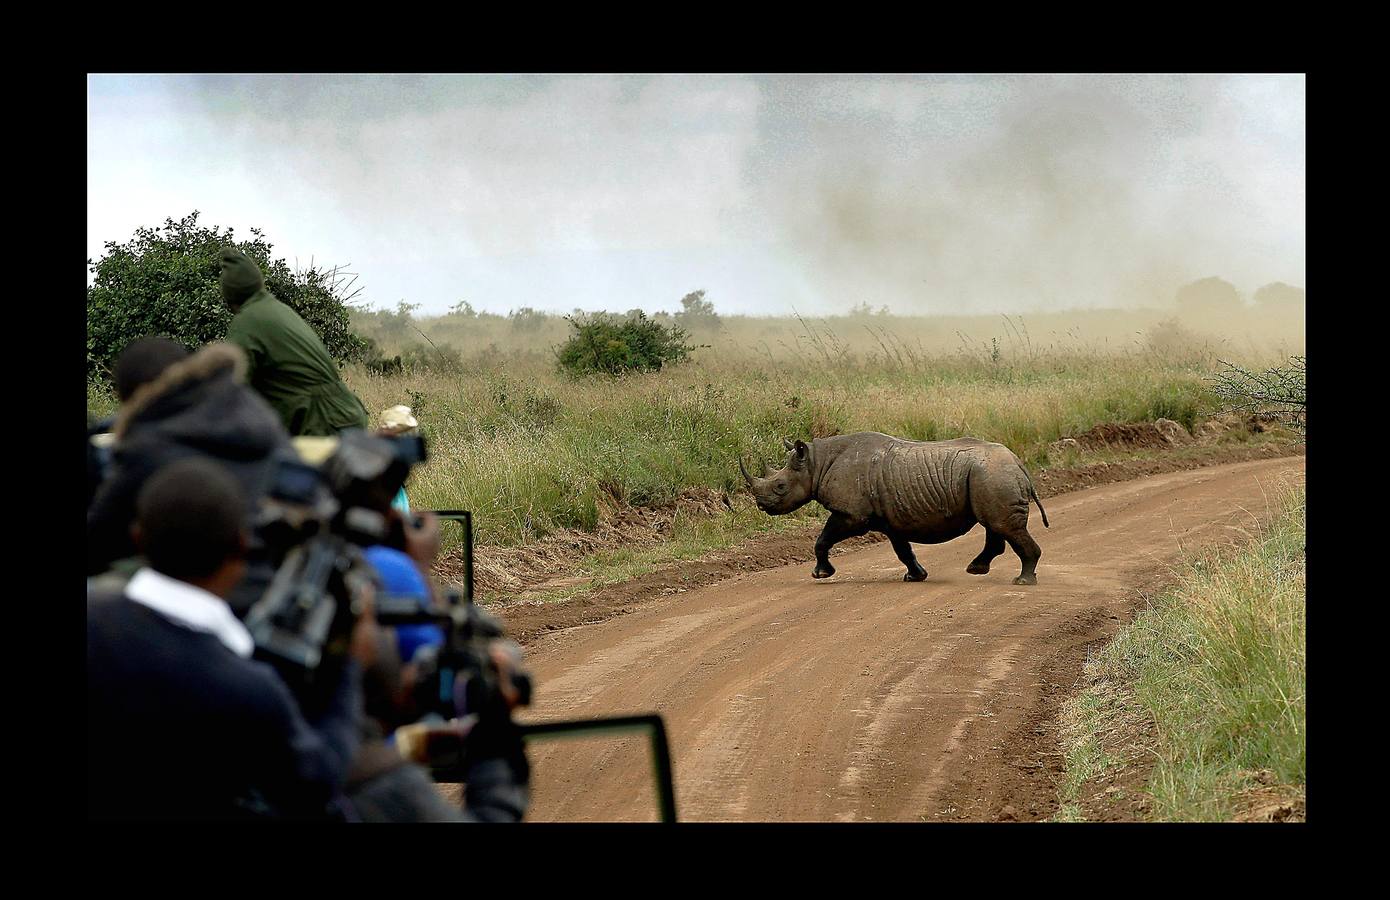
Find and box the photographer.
[346,545,529,823]
[88,458,372,821]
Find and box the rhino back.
[868,440,981,528]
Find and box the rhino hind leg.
[813,512,869,579]
[1001,528,1042,585]
[967,529,1007,575]
[889,535,928,582]
[969,463,1042,584]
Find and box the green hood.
[219,248,266,309]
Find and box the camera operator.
[346,545,529,823]
[88,458,374,821]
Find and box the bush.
[86,211,368,380]
[556,312,698,376]
[400,341,464,374]
[1211,356,1306,437]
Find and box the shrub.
[1211,356,1306,437]
[86,211,367,379]
[556,311,698,376]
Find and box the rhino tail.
[1019,463,1050,528]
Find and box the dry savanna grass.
[89,307,1304,557]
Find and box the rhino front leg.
[889,535,928,582]
[813,512,869,579]
[967,529,1006,575]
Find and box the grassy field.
[87,307,1304,557]
[1054,485,1306,822]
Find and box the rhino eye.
[774,481,788,494]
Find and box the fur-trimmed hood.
[115,342,249,439]
[88,342,291,578]
[110,341,289,467]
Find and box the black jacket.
[87,588,362,820]
[86,414,116,511]
[86,343,293,584]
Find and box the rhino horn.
[782,438,795,451]
[739,456,756,487]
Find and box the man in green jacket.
[220,248,371,436]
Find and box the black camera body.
[244,430,427,700]
[376,584,533,724]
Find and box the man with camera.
[250,428,533,822]
[348,545,530,822]
[88,458,373,820]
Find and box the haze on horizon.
[86,73,1305,318]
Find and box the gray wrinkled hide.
[741,432,1049,585]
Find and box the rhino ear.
[782,438,795,452]
[791,439,809,469]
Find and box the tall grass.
[1057,486,1306,820]
[88,308,1302,553]
[346,345,1223,549]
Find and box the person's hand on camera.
[348,585,380,669]
[489,640,527,711]
[400,511,442,567]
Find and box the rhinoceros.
[740,432,1050,585]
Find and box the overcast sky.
[87,73,1305,317]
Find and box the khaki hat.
[380,404,419,434]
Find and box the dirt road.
[512,456,1306,822]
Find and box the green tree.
[1253,282,1306,310]
[676,289,721,329]
[86,211,368,379]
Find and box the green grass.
[1054,486,1306,821]
[86,310,1302,559]
[348,349,1231,552]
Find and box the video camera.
[244,432,533,726]
[242,434,677,819]
[243,429,427,700]
[375,581,533,723]
[374,540,534,780]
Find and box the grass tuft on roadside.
[1055,484,1306,821]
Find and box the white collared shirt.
[125,567,255,659]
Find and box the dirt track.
[512,456,1306,822]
